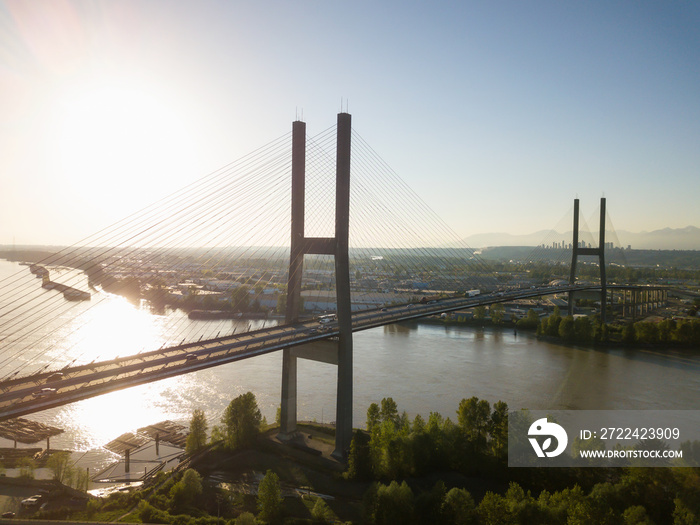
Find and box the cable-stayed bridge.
[0,113,664,457]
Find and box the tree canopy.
[222,391,262,449]
[257,469,282,522]
[185,408,208,454]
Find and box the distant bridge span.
[0,283,667,421]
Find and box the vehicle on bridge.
[32,388,57,398]
[318,314,337,324]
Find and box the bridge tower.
[279,113,354,460]
[569,198,608,323]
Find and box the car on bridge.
[32,387,56,398]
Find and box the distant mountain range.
[462,226,700,250]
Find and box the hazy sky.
[2,0,699,246]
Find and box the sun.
[46,74,200,222]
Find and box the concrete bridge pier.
[619,288,667,320]
[279,114,354,462]
[569,198,607,323]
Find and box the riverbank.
[415,315,700,352]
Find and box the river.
[0,259,698,475]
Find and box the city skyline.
[2,1,699,246]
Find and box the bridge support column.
[645,290,650,314]
[568,199,579,317]
[333,112,353,461]
[279,119,306,440]
[569,198,607,323]
[278,114,354,462]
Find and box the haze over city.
[2,1,699,247]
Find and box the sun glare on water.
[52,293,187,449]
[68,294,164,363]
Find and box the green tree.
[574,316,593,343]
[442,487,477,524]
[489,400,509,459]
[673,498,698,525]
[457,396,490,452]
[257,469,282,523]
[169,468,203,508]
[517,309,540,329]
[210,424,224,444]
[545,307,562,336]
[415,480,447,525]
[372,481,415,525]
[236,512,256,525]
[231,285,250,311]
[367,402,381,433]
[658,319,674,343]
[380,397,399,427]
[138,501,172,524]
[622,505,653,524]
[46,451,72,483]
[412,413,426,434]
[17,457,36,479]
[505,482,541,524]
[72,467,89,492]
[477,491,511,524]
[558,315,575,342]
[276,293,287,315]
[346,430,372,480]
[675,320,694,344]
[474,305,486,322]
[311,497,335,522]
[185,408,208,454]
[222,391,262,449]
[489,303,505,324]
[635,322,659,344]
[426,411,449,468]
[183,285,200,308]
[622,323,636,344]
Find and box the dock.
[29,264,90,301]
[0,418,67,467]
[92,420,188,483]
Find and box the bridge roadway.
[0,283,653,421]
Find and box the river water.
[0,260,698,474]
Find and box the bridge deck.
[0,284,663,420]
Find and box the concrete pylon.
[278,114,354,461]
[569,198,607,323]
